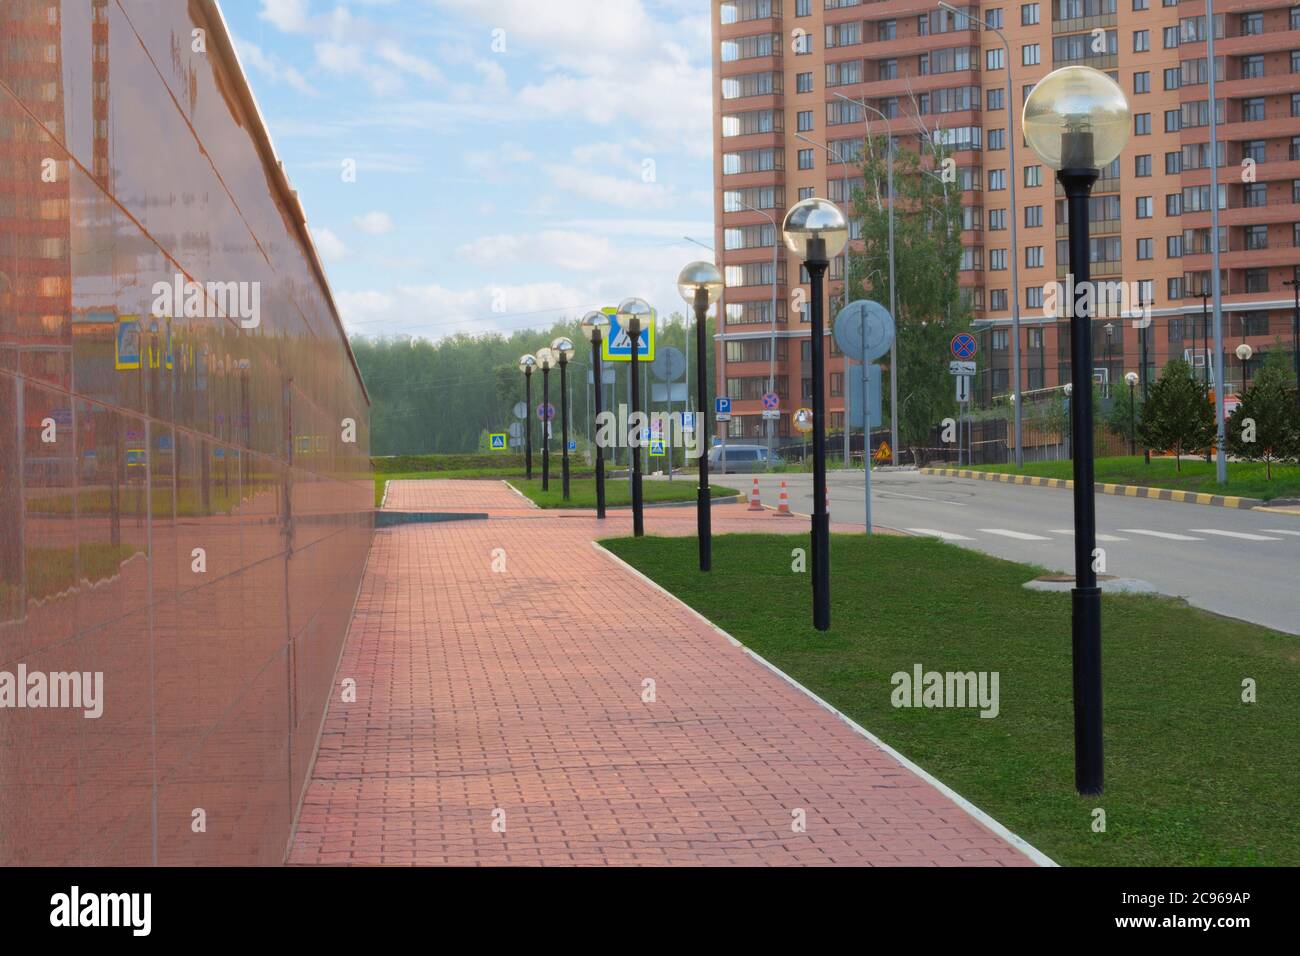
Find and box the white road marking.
[879,490,966,505]
[1261,529,1300,537]
[1050,530,1128,542]
[979,528,1052,541]
[1189,529,1283,541]
[1118,529,1203,541]
[906,527,975,541]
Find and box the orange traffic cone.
[775,481,792,516]
[748,477,763,511]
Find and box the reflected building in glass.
[1,0,372,864]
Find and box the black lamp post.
[519,354,536,479]
[1125,371,1138,456]
[618,297,653,537]
[579,312,610,519]
[1284,277,1300,407]
[677,262,725,572]
[1137,295,1150,465]
[781,198,849,632]
[536,347,555,491]
[552,336,576,501]
[1024,65,1132,796]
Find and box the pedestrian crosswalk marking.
[980,528,1051,541]
[1189,529,1283,542]
[906,528,974,541]
[1049,530,1128,542]
[1118,529,1202,541]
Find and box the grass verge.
[509,477,737,509]
[602,532,1298,866]
[963,455,1300,501]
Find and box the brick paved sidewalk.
[288,481,1041,866]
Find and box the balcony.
[1052,13,1117,35]
[1056,217,1121,238]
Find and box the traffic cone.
[748,477,763,511]
[775,481,792,516]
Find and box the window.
[797,148,814,169]
[989,128,1006,150]
[1244,225,1268,251]
[1135,154,1152,177]
[1292,51,1300,75]
[1024,165,1042,187]
[987,87,1005,110]
[992,330,1009,350]
[990,248,1008,270]
[797,110,813,131]
[1244,269,1268,294]
[1293,93,1300,118]
[1243,140,1266,163]
[1166,193,1182,216]
[1026,246,1044,268]
[1167,235,1183,258]
[1241,55,1264,80]
[1241,12,1263,35]
[1242,98,1265,122]
[1165,151,1182,174]
[989,208,1007,230]
[798,186,814,200]
[1137,238,1153,260]
[1133,30,1149,53]
[989,168,1007,190]
[1168,277,1183,300]
[1241,312,1269,336]
[1162,26,1178,48]
[878,19,897,41]
[795,30,813,54]
[1137,196,1153,218]
[990,289,1008,311]
[1244,183,1267,208]
[1026,205,1043,227]
[1134,71,1150,94]
[1164,109,1180,133]
[987,48,1005,70]
[1022,3,1040,25]
[1135,112,1151,135]
[1133,0,1147,8]
[1163,68,1179,91]
[1022,44,1040,66]
[795,0,811,13]
[1293,6,1300,30]
[1295,179,1300,204]
[987,8,1003,28]
[796,71,813,93]
[1293,137,1300,162]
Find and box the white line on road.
[906,528,975,541]
[1189,529,1284,542]
[878,490,966,505]
[979,528,1052,541]
[1118,529,1203,541]
[1049,530,1128,542]
[1262,529,1300,536]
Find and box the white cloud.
[259,0,312,33]
[354,211,395,235]
[232,34,320,96]
[311,225,349,261]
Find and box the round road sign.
[650,346,686,382]
[793,407,814,433]
[951,332,978,359]
[834,299,895,362]
[536,403,555,421]
[513,401,528,420]
[761,391,780,410]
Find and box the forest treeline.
[351,313,716,456]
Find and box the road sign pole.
[592,335,605,519]
[863,361,873,535]
[560,354,571,501]
[630,318,644,537]
[695,291,711,570]
[807,251,831,632]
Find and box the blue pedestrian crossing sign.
[649,440,666,457]
[488,433,507,450]
[602,306,655,362]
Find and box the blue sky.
[222,0,715,342]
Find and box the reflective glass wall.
[0,0,372,864]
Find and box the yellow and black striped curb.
[918,467,1263,510]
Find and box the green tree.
[845,131,970,460]
[1105,380,1142,448]
[1226,354,1300,479]
[1137,358,1214,470]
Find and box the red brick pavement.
[287,480,1042,866]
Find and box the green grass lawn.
[602,532,1299,867]
[509,477,738,509]
[964,455,1300,501]
[375,468,533,506]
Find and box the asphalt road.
[742,469,1300,635]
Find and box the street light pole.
[1125,371,1138,456]
[618,298,653,537]
[942,1,1023,467]
[580,313,610,519]
[1024,65,1132,796]
[782,198,849,633]
[737,198,780,466]
[552,337,576,501]
[678,262,725,572]
[833,91,899,465]
[537,348,555,491]
[519,354,536,479]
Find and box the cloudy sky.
[223,0,715,341]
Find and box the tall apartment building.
[712,0,1300,445]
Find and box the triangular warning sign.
[873,440,891,463]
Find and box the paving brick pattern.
[288,481,1036,866]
